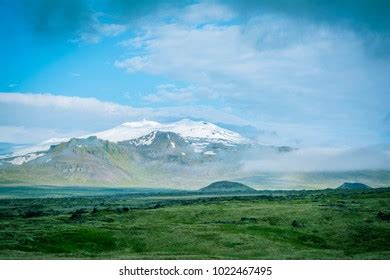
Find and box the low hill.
[337,182,372,190]
[200,181,256,193]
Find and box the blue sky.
[0,0,389,147]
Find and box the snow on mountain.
[91,119,248,144]
[161,119,246,143]
[125,131,196,162]
[91,120,161,143]
[127,131,158,146]
[0,137,69,159]
[4,119,249,162]
[6,153,45,165]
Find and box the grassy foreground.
[0,188,389,259]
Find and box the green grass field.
[0,188,389,259]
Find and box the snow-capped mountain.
[124,131,196,162]
[2,119,249,163]
[95,119,248,154]
[91,119,247,144]
[5,137,69,158]
[0,121,294,186]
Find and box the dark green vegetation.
[337,182,371,190]
[200,181,256,193]
[0,187,389,259]
[0,186,179,199]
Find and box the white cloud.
[114,56,151,73]
[0,93,143,115]
[142,84,220,103]
[115,15,383,96]
[74,32,101,44]
[143,84,194,103]
[72,14,128,44]
[241,146,390,172]
[179,2,235,25]
[114,4,390,147]
[0,126,90,144]
[98,23,127,37]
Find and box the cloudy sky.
[0,0,389,147]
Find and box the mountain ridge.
[337,182,372,190]
[200,181,257,193]
[0,120,298,187]
[3,119,250,159]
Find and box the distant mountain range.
[200,181,256,193]
[3,119,249,159]
[0,119,389,188]
[0,119,291,186]
[200,181,375,194]
[337,182,371,190]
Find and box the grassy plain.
[0,188,389,259]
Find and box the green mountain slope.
[200,181,256,193]
[337,182,372,190]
